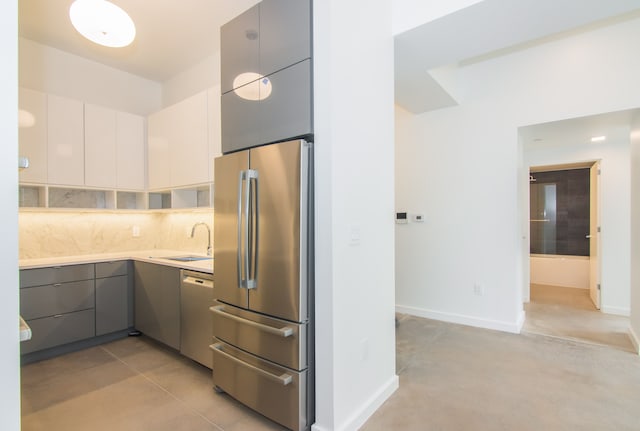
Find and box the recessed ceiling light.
[69,0,136,48]
[590,135,606,142]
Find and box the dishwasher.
[180,270,214,368]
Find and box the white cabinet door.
[47,95,84,186]
[18,88,47,183]
[85,104,117,188]
[147,108,171,190]
[207,86,222,182]
[116,112,145,190]
[170,91,209,187]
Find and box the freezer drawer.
[211,341,308,431]
[212,301,307,371]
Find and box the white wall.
[395,16,640,332]
[631,113,640,352]
[313,0,398,430]
[525,138,631,315]
[162,53,220,108]
[1,0,21,429]
[530,256,589,290]
[19,38,162,115]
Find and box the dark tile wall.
[530,168,590,256]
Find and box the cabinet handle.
[210,305,293,337]
[53,283,62,287]
[53,314,63,318]
[210,343,292,386]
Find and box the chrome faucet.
[190,222,212,256]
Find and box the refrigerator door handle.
[236,170,245,289]
[210,343,293,386]
[210,305,294,337]
[247,169,259,289]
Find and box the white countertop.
[19,249,213,274]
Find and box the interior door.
[248,139,308,322]
[589,161,601,309]
[214,150,250,309]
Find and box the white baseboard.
[311,375,399,431]
[629,326,640,355]
[600,305,631,316]
[396,304,524,334]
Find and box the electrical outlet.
[473,283,484,296]
[132,226,140,237]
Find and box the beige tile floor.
[21,336,287,431]
[22,296,640,431]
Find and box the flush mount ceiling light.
[69,0,136,48]
[590,135,607,143]
[233,72,273,101]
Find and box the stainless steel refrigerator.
[211,138,313,431]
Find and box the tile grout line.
[99,345,225,431]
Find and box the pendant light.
[69,0,136,48]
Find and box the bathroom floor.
[523,283,635,352]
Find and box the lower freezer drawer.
[211,341,308,431]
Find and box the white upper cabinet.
[207,86,222,181]
[147,89,212,190]
[116,112,145,190]
[47,94,84,186]
[147,107,171,190]
[85,104,117,188]
[170,91,209,187]
[18,88,48,183]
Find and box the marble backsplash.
[19,210,214,259]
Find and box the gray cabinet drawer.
[21,309,95,354]
[20,280,95,320]
[95,261,128,278]
[20,264,95,288]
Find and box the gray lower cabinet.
[20,264,96,355]
[134,261,181,350]
[20,261,132,356]
[95,261,130,336]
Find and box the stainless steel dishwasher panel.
[180,270,214,368]
[211,300,307,371]
[211,341,307,431]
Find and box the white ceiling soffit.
[520,109,640,151]
[394,0,640,114]
[18,0,259,82]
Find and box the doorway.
[523,162,633,351]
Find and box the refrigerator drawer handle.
[210,305,294,338]
[210,343,293,386]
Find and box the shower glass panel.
[530,183,557,254]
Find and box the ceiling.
[18,0,259,82]
[395,0,640,114]
[519,109,640,152]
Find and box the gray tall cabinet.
[221,0,312,153]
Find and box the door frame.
[525,160,602,310]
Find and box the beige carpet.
[523,284,635,352]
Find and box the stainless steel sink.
[151,255,212,262]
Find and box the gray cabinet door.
[20,264,94,288]
[96,275,129,336]
[95,261,128,278]
[20,280,95,320]
[259,0,311,77]
[260,59,312,146]
[21,309,95,355]
[134,262,181,350]
[221,80,262,154]
[221,4,260,94]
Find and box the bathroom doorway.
[524,162,633,351]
